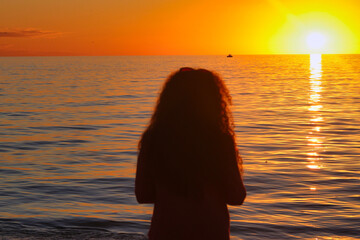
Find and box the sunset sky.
[1,0,359,56]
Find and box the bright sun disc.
[306,32,327,51]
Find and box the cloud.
[0,29,62,38]
[0,43,13,49]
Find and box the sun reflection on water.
[307,54,324,171]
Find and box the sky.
[1,0,359,56]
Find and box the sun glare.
[306,32,327,52]
[270,11,358,54]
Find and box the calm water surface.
[0,55,359,239]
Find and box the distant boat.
[227,54,233,58]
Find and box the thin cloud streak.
[0,29,62,38]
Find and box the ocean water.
[0,55,359,240]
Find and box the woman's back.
[148,183,230,240]
[135,68,246,239]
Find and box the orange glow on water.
[310,116,323,122]
[307,137,322,144]
[308,105,323,111]
[307,152,318,157]
[307,165,321,169]
[306,54,324,173]
[1,52,359,239]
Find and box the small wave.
[29,125,111,131]
[0,229,146,240]
[104,95,138,99]
[61,139,91,143]
[0,112,39,117]
[0,218,147,240]
[24,141,59,146]
[0,168,27,175]
[0,139,91,152]
[231,222,360,239]
[0,144,38,151]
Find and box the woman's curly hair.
[139,68,242,195]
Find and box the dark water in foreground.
[0,55,360,239]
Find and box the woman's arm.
[135,146,156,204]
[225,161,246,205]
[224,142,246,205]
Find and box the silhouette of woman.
[135,67,246,240]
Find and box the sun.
[306,32,327,52]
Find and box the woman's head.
[150,67,233,133]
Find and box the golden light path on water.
[307,54,324,191]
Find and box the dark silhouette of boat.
[227,54,233,58]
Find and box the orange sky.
[1,0,359,56]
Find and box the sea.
[0,55,359,240]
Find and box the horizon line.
[1,53,360,57]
